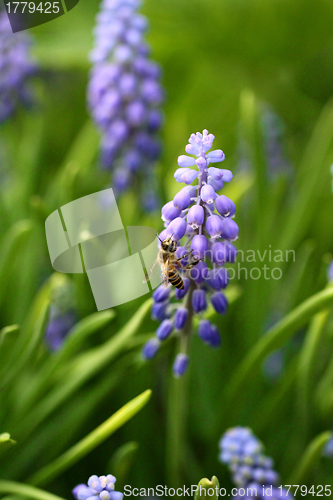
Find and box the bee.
[156,235,200,290]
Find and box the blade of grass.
[0,481,65,500]
[28,389,152,486]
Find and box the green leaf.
[108,441,139,487]
[19,299,152,441]
[227,287,333,401]
[29,389,152,486]
[0,220,33,307]
[194,477,220,500]
[0,433,16,450]
[0,481,66,500]
[288,431,333,484]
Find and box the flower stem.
[166,281,194,487]
[0,481,66,500]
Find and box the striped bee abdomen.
[168,267,184,289]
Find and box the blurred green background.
[1,0,333,497]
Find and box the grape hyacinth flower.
[89,0,164,210]
[0,7,37,123]
[73,475,123,500]
[142,130,239,377]
[45,279,77,351]
[219,427,294,499]
[327,261,333,282]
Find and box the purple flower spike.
[166,217,187,241]
[0,11,37,124]
[88,0,164,209]
[192,289,207,313]
[206,215,223,239]
[142,338,160,359]
[73,475,122,500]
[162,201,181,222]
[146,129,238,376]
[328,261,333,282]
[173,354,189,377]
[156,319,173,341]
[221,218,239,241]
[174,307,188,330]
[211,292,228,315]
[219,426,290,496]
[201,184,217,204]
[215,195,236,217]
[187,205,204,229]
[173,188,191,210]
[191,234,209,259]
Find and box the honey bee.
[155,235,200,290]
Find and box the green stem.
[297,295,331,439]
[227,287,333,402]
[0,481,66,500]
[287,431,333,485]
[166,282,194,487]
[28,389,152,486]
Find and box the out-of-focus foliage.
[1,0,333,497]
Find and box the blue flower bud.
[174,307,188,330]
[225,241,237,262]
[174,168,192,183]
[176,246,189,265]
[73,485,92,500]
[173,354,189,377]
[215,195,236,217]
[201,184,217,204]
[156,319,173,340]
[142,338,160,359]
[173,188,191,210]
[175,277,190,299]
[166,217,187,241]
[206,268,229,290]
[220,169,233,182]
[211,242,227,265]
[182,169,199,184]
[187,205,205,229]
[161,201,181,222]
[178,155,196,168]
[208,176,224,191]
[221,218,239,241]
[206,215,223,239]
[211,292,228,315]
[191,234,208,259]
[207,325,221,347]
[109,493,123,500]
[198,319,212,343]
[100,492,110,500]
[208,166,224,180]
[152,300,169,321]
[207,150,225,163]
[190,261,209,284]
[192,289,207,313]
[125,100,146,127]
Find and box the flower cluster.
[44,280,77,351]
[89,0,164,211]
[142,130,238,377]
[0,8,37,123]
[73,475,123,500]
[219,427,294,499]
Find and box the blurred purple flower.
[89,0,164,210]
[0,9,37,123]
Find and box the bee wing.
[161,261,170,288]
